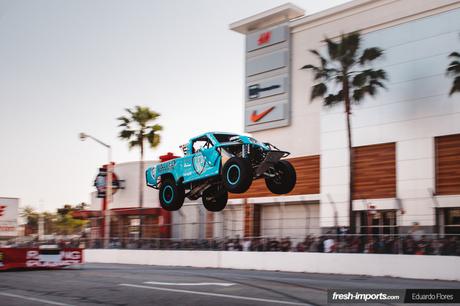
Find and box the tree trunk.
[139,144,144,208]
[343,76,355,234]
[139,143,144,240]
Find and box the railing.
[5,212,459,256]
[44,233,460,256]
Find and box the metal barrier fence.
[5,208,459,256]
[4,234,460,256]
[68,233,460,256]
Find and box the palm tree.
[301,32,387,233]
[117,106,162,236]
[20,206,39,235]
[447,51,460,95]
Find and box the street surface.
[0,263,459,305]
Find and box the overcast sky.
[0,0,350,212]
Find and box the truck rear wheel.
[159,178,185,211]
[222,157,253,193]
[202,185,228,212]
[265,160,296,194]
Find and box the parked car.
[146,132,296,211]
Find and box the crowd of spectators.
[4,234,459,256]
[220,234,460,255]
[74,233,460,256]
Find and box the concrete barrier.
[85,249,460,281]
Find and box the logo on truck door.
[192,152,206,175]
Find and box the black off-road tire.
[202,185,228,212]
[222,157,253,193]
[159,178,185,211]
[265,160,296,194]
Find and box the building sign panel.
[247,75,287,100]
[244,23,291,132]
[245,101,288,126]
[246,25,288,52]
[0,197,19,237]
[94,166,123,198]
[246,50,288,77]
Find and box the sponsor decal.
[157,160,176,172]
[192,152,206,175]
[257,31,271,45]
[251,106,275,123]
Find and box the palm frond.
[449,76,460,96]
[119,129,135,139]
[340,32,360,68]
[150,124,163,132]
[323,90,344,106]
[325,38,339,60]
[449,51,460,59]
[311,83,327,101]
[301,64,318,70]
[128,139,142,150]
[352,70,369,87]
[309,49,327,67]
[146,130,161,148]
[447,61,460,75]
[359,47,384,65]
[117,116,130,127]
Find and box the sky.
[0,0,351,212]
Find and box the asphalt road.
[0,263,459,306]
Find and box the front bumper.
[255,150,289,176]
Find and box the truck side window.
[192,137,212,153]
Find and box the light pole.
[79,132,112,248]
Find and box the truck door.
[183,136,220,183]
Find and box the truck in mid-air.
[146,132,296,212]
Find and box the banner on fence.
[0,248,83,270]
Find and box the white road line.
[144,281,235,287]
[119,283,313,306]
[0,292,74,306]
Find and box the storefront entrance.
[357,209,398,236]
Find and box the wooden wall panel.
[436,134,460,195]
[205,212,214,239]
[352,143,396,200]
[229,155,320,199]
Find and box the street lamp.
[80,132,112,248]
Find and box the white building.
[228,0,460,238]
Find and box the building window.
[357,210,398,236]
[445,208,460,235]
[352,143,396,200]
[435,134,460,195]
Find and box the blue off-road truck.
[146,132,296,212]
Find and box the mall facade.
[85,0,460,243]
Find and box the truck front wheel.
[159,178,185,211]
[222,157,253,193]
[265,160,296,194]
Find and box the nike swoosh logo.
[251,106,275,122]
